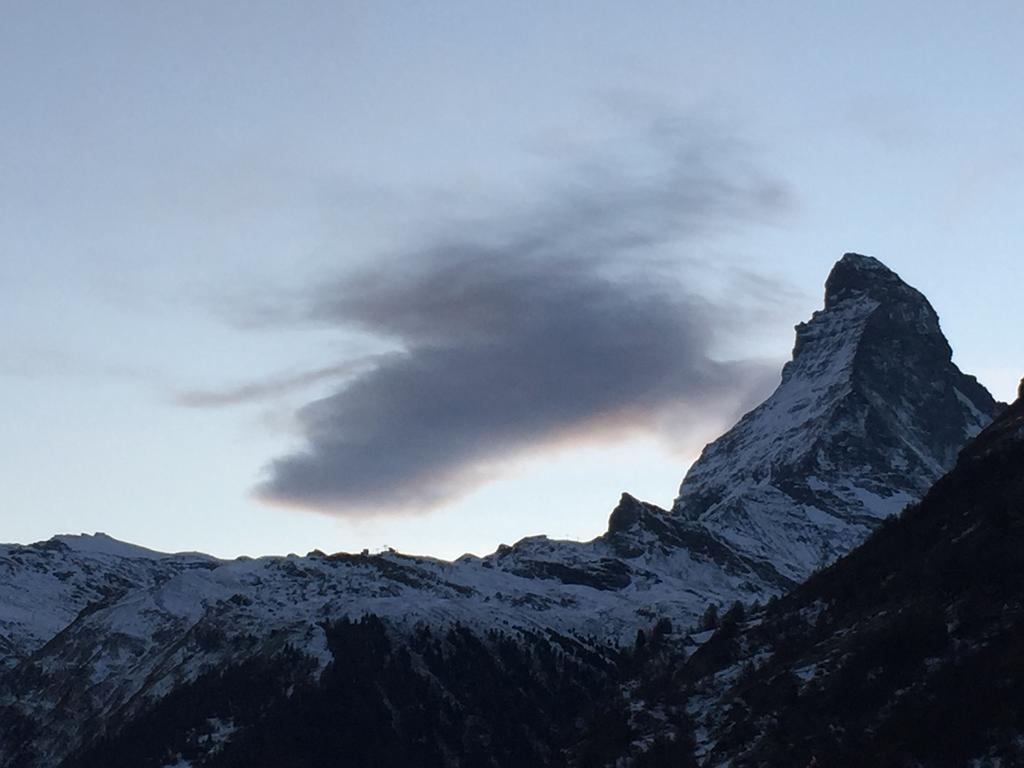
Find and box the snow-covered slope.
[0,538,760,766]
[0,534,216,670]
[670,253,1000,584]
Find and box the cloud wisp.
[254,123,790,516]
[174,360,376,408]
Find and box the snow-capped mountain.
[0,534,216,669]
[0,254,1003,766]
[671,253,1000,585]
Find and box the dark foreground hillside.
[56,617,628,768]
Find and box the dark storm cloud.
[255,126,790,515]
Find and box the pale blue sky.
[2,2,1021,559]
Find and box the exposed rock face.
[668,253,1000,585]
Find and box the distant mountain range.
[0,254,1013,767]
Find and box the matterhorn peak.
[671,253,1000,585]
[823,252,914,308]
[790,253,945,371]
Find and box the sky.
[2,2,1022,560]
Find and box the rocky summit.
[0,254,1004,767]
[668,253,1001,586]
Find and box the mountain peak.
[606,493,646,535]
[824,253,922,310]
[671,253,1000,584]
[790,253,943,371]
[837,251,890,271]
